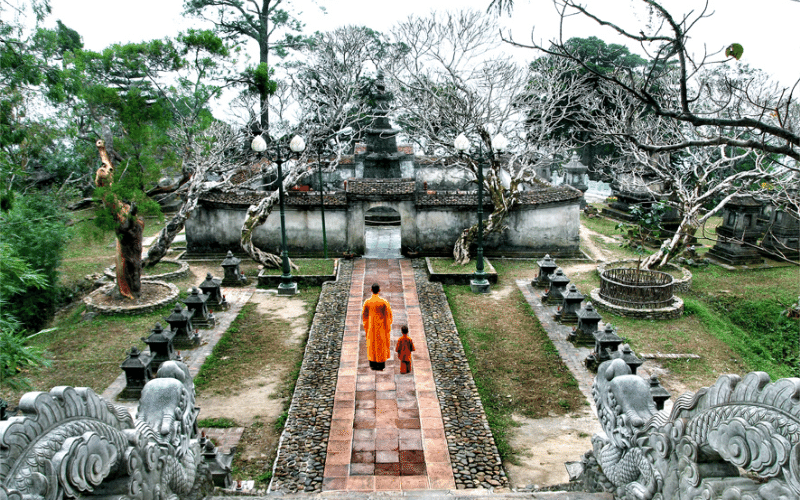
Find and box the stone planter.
[84,280,180,315]
[425,257,498,285]
[597,259,692,292]
[105,259,190,282]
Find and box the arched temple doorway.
[364,206,402,259]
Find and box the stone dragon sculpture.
[0,361,220,500]
[591,358,800,500]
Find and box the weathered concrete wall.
[186,203,350,256]
[186,199,580,257]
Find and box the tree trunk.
[240,189,298,271]
[640,215,698,269]
[452,203,512,265]
[96,140,144,299]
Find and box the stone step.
[208,490,612,499]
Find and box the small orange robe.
[395,334,415,374]
[362,293,393,366]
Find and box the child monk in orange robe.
[395,325,415,374]
[362,283,393,371]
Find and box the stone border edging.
[589,288,684,320]
[268,261,352,494]
[104,259,190,282]
[413,260,508,489]
[425,257,499,285]
[84,280,180,315]
[257,259,339,288]
[596,260,692,292]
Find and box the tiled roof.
[346,178,416,199]
[199,189,348,207]
[417,185,581,207]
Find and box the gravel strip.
[413,259,509,489]
[268,260,352,494]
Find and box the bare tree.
[385,10,590,264]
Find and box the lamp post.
[316,144,328,259]
[454,132,508,294]
[251,133,306,296]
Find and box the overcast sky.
[46,0,800,86]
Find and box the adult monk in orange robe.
[362,283,393,371]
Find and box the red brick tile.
[353,428,375,440]
[376,390,397,400]
[419,407,441,418]
[352,440,375,452]
[375,475,402,490]
[400,475,428,490]
[376,399,397,410]
[353,418,376,429]
[332,407,352,420]
[356,390,375,400]
[325,450,351,465]
[396,399,418,409]
[422,428,445,439]
[375,437,399,451]
[420,418,444,430]
[400,462,426,476]
[398,408,420,419]
[323,463,348,477]
[375,417,398,429]
[327,440,350,453]
[376,381,395,391]
[423,438,449,454]
[346,475,375,491]
[424,448,449,463]
[417,390,437,399]
[350,463,374,476]
[351,451,374,464]
[375,428,398,440]
[355,399,376,410]
[398,428,421,440]
[333,399,355,410]
[329,425,353,441]
[400,450,425,463]
[399,438,423,450]
[355,408,375,419]
[322,477,347,491]
[375,450,399,463]
[374,462,400,476]
[334,391,355,402]
[398,419,421,429]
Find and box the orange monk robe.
[362,294,393,364]
[395,334,415,374]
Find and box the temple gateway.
[185,76,582,258]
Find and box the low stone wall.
[589,288,684,320]
[269,261,352,494]
[425,257,498,285]
[596,260,692,292]
[84,281,180,315]
[105,259,190,282]
[413,260,508,489]
[257,259,339,288]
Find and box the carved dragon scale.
[591,358,800,500]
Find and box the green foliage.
[616,202,667,259]
[0,329,51,391]
[684,298,797,379]
[0,192,70,330]
[197,417,237,428]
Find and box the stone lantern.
[183,287,213,328]
[221,251,248,286]
[594,324,623,364]
[199,273,227,310]
[142,322,177,376]
[532,254,557,288]
[707,195,765,265]
[649,375,671,410]
[164,303,198,348]
[542,268,570,304]
[610,343,643,375]
[571,301,602,345]
[556,284,584,323]
[563,152,588,208]
[120,346,152,399]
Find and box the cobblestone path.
[322,258,456,492]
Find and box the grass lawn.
[257,259,335,276]
[444,279,586,461]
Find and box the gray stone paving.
[364,226,403,259]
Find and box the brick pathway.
[322,259,455,492]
